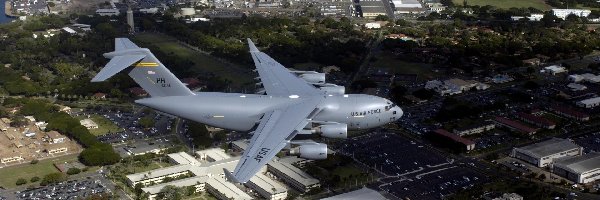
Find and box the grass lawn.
[371,51,435,75]
[0,154,79,189]
[133,33,253,88]
[453,0,552,10]
[77,114,122,136]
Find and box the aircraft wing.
[228,98,321,183]
[248,39,324,97]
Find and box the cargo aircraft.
[92,38,403,183]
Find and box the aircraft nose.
[393,107,403,120]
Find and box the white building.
[206,176,253,200]
[268,160,320,193]
[576,97,600,108]
[511,138,582,168]
[196,148,231,162]
[511,14,543,21]
[552,9,591,19]
[168,152,200,166]
[542,65,568,75]
[392,0,422,8]
[553,152,600,184]
[568,73,600,83]
[426,3,446,13]
[142,176,209,200]
[247,173,288,200]
[425,78,487,96]
[139,8,159,14]
[567,83,587,91]
[0,153,24,164]
[79,119,98,129]
[365,22,381,29]
[95,9,120,16]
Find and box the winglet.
[224,168,243,183]
[247,38,259,52]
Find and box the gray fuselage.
[135,93,403,131]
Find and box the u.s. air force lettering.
[350,109,381,116]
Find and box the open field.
[77,114,122,136]
[452,0,552,10]
[371,52,435,75]
[133,33,253,88]
[0,154,78,189]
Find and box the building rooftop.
[322,187,387,200]
[196,148,231,162]
[126,164,192,182]
[579,97,600,105]
[516,112,556,127]
[548,105,590,119]
[454,121,494,132]
[516,138,580,158]
[207,176,253,200]
[432,129,474,145]
[141,176,209,195]
[494,117,538,134]
[168,152,200,166]
[232,140,249,151]
[268,160,319,186]
[46,131,63,139]
[554,152,600,174]
[249,173,287,195]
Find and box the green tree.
[41,172,66,186]
[16,178,27,185]
[157,185,183,200]
[139,116,155,129]
[30,176,40,182]
[67,168,81,175]
[30,159,39,164]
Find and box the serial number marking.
[254,148,271,162]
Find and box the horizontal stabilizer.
[91,54,146,82]
[247,38,259,52]
[115,38,140,51]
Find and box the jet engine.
[318,84,345,95]
[298,73,325,84]
[290,143,328,160]
[315,123,347,139]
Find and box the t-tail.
[91,38,194,97]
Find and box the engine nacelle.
[298,73,325,84]
[291,143,328,160]
[316,123,347,139]
[318,85,345,95]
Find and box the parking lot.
[10,176,110,200]
[95,110,173,144]
[572,132,600,153]
[338,133,490,199]
[339,133,450,176]
[380,166,487,200]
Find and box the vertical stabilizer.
[92,38,195,97]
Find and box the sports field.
[133,33,253,88]
[452,0,552,10]
[0,154,78,189]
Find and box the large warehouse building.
[511,138,582,167]
[553,152,600,184]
